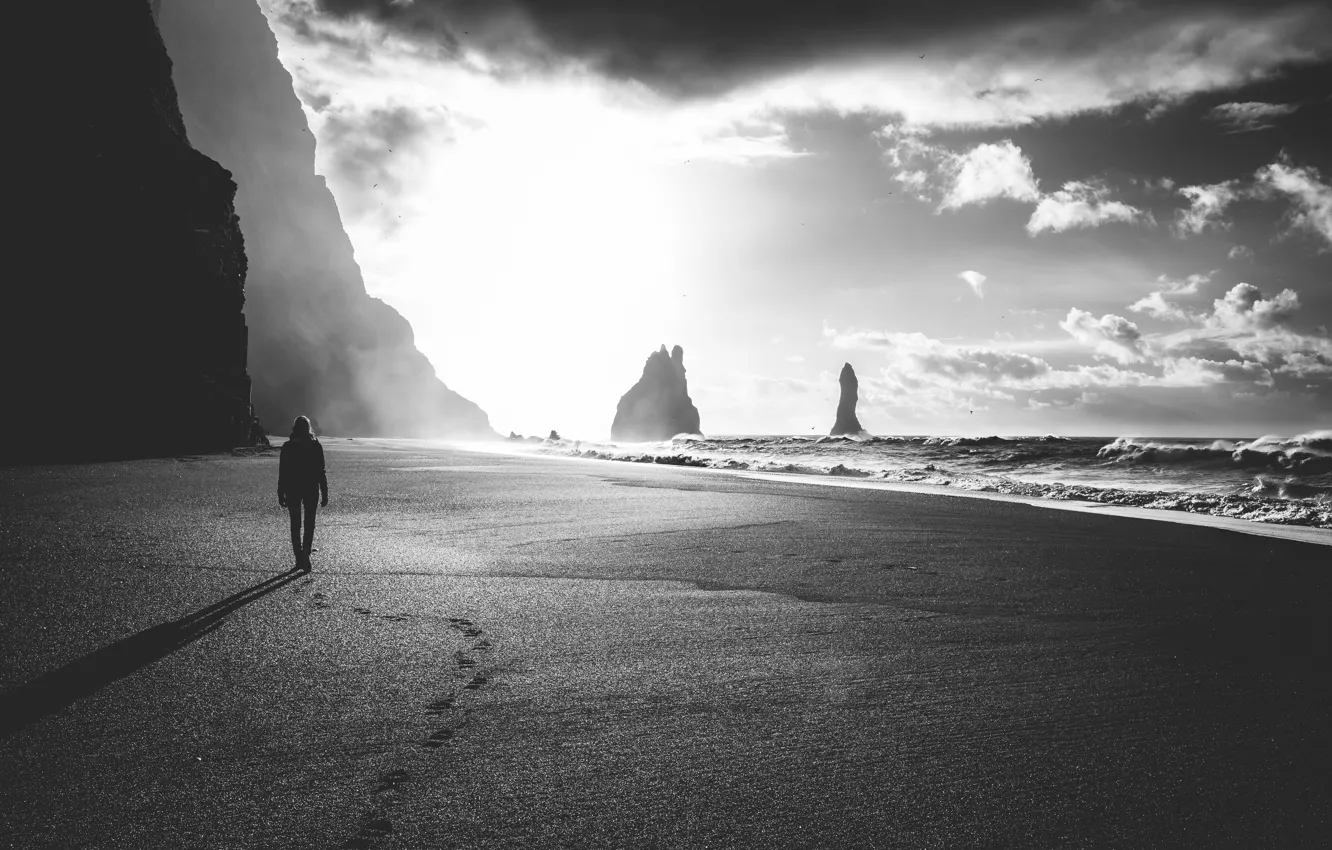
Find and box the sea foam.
[507,431,1332,528]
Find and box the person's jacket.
[278,437,328,497]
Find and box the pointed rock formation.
[7,0,261,460]
[159,0,495,439]
[611,345,702,441]
[829,363,868,437]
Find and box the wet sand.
[1,439,1328,848]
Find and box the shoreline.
[454,438,1332,547]
[5,440,1329,846]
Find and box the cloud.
[1059,309,1148,363]
[1160,272,1212,295]
[880,131,1039,209]
[297,1,1332,128]
[1161,357,1274,387]
[824,324,1283,406]
[941,143,1041,209]
[1228,244,1254,260]
[885,136,1148,235]
[1128,271,1215,322]
[1154,282,1330,379]
[827,329,1049,380]
[825,274,1329,418]
[1168,159,1331,247]
[1174,181,1241,236]
[1208,101,1299,132]
[317,105,440,228]
[958,270,987,298]
[1254,160,1332,247]
[1129,291,1194,323]
[1206,282,1300,330]
[1026,181,1150,235]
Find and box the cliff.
[830,363,868,437]
[611,346,702,441]
[158,0,496,439]
[6,0,260,460]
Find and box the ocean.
[510,430,1332,528]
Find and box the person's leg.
[287,497,303,562]
[302,491,318,558]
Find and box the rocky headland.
[7,0,261,460]
[611,345,702,441]
[159,0,495,439]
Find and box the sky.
[256,0,1331,439]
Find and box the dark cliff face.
[6,0,258,460]
[830,363,867,436]
[159,0,495,439]
[611,345,703,441]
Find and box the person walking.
[278,416,328,570]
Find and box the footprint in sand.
[342,811,394,849]
[422,728,455,748]
[374,769,410,794]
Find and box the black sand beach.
[2,439,1328,848]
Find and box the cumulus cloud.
[1254,161,1332,247]
[1208,101,1299,133]
[1206,282,1301,330]
[958,270,987,298]
[1153,282,1330,380]
[941,143,1041,209]
[1059,309,1149,362]
[880,131,1039,210]
[1228,244,1254,261]
[1026,181,1151,235]
[1174,181,1241,236]
[883,135,1152,236]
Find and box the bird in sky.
[919,54,925,59]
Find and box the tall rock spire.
[829,363,867,436]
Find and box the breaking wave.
[501,430,1332,528]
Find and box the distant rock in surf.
[829,363,868,437]
[611,345,702,441]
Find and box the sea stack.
[7,0,261,460]
[611,345,702,441]
[159,0,495,439]
[829,363,868,437]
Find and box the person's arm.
[277,444,288,506]
[317,443,329,506]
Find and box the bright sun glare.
[319,79,698,437]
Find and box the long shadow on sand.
[1,567,305,739]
